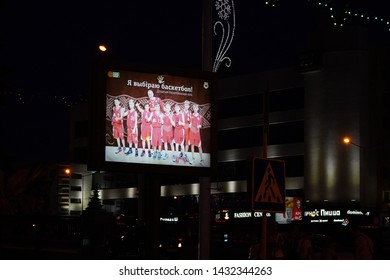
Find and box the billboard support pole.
[198,176,211,259]
[198,0,213,260]
[260,84,269,260]
[141,175,161,259]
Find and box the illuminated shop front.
[303,204,377,227]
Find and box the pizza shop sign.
[305,208,366,218]
[305,209,340,218]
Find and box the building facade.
[63,30,390,245]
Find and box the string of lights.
[2,1,389,108]
[263,0,390,32]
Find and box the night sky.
[0,0,389,167]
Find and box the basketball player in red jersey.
[147,89,164,112]
[150,102,164,159]
[123,99,139,156]
[173,103,185,163]
[161,103,175,160]
[189,103,204,166]
[136,102,152,157]
[112,98,126,154]
[182,100,192,162]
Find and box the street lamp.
[342,136,362,148]
[98,44,107,52]
[342,136,381,209]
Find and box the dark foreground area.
[1,214,390,260]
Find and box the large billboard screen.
[89,61,217,176]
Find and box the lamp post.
[342,136,379,209]
[342,136,363,148]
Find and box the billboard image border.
[88,60,218,177]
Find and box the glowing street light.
[98,44,107,52]
[343,137,352,144]
[342,137,362,148]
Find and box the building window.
[58,196,69,203]
[218,87,304,119]
[269,87,304,112]
[268,121,304,145]
[218,126,262,150]
[70,186,82,191]
[70,198,81,204]
[217,160,248,181]
[217,155,304,182]
[218,121,304,150]
[274,155,304,177]
[219,94,262,119]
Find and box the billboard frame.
[88,59,218,178]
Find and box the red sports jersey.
[112,105,124,139]
[174,112,185,145]
[189,113,202,146]
[151,111,163,147]
[148,97,164,112]
[112,106,123,125]
[140,110,152,141]
[126,110,138,144]
[162,112,174,144]
[126,110,137,129]
[183,109,192,144]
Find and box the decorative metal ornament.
[213,0,236,72]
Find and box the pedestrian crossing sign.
[248,157,286,212]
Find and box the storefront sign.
[304,207,370,224]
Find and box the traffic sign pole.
[260,87,269,260]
